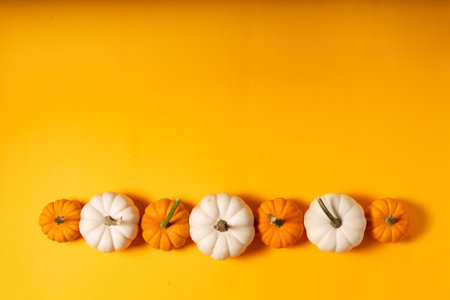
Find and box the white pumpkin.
[189,193,255,260]
[304,193,366,253]
[79,192,140,253]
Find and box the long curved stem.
[317,197,342,228]
[160,198,180,229]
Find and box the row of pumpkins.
[39,192,410,260]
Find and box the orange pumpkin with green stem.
[256,198,304,248]
[141,198,190,251]
[39,199,82,242]
[366,198,410,243]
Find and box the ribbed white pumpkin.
[304,193,366,253]
[79,192,140,253]
[189,193,255,260]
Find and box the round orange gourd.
[366,198,410,243]
[39,199,82,243]
[256,198,304,248]
[141,198,190,251]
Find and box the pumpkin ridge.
[150,230,163,248]
[110,194,125,214]
[112,225,129,241]
[229,227,251,245]
[193,227,215,243]
[92,226,107,249]
[385,198,396,215]
[61,226,73,241]
[83,222,104,236]
[47,202,56,214]
[166,227,187,240]
[316,227,334,247]
[391,201,405,217]
[375,200,390,216]
[317,229,336,251]
[275,198,287,216]
[283,212,303,221]
[339,227,356,247]
[112,206,133,221]
[197,205,215,221]
[87,202,104,218]
[170,209,189,222]
[280,225,299,241]
[219,196,231,217]
[264,200,276,216]
[54,200,64,213]
[341,205,361,219]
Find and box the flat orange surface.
[1,1,449,299]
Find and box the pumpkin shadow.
[235,193,269,258]
[121,192,151,250]
[287,197,309,248]
[344,193,383,252]
[393,197,428,243]
[70,200,86,243]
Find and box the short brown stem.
[214,219,229,232]
[267,214,284,228]
[54,216,65,225]
[385,215,396,226]
[103,215,122,226]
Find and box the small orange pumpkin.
[256,198,304,248]
[39,199,82,242]
[141,198,190,251]
[366,198,410,243]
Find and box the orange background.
[1,1,449,299]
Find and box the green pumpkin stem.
[54,216,65,225]
[317,197,342,228]
[160,198,180,229]
[267,214,284,228]
[214,219,229,232]
[103,215,122,226]
[385,215,396,226]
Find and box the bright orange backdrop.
[1,1,449,299]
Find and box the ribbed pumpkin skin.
[366,198,410,243]
[39,199,82,243]
[141,198,190,251]
[256,198,304,248]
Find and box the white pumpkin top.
[189,193,255,260]
[304,193,366,253]
[79,192,140,253]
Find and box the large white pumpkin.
[304,193,366,253]
[79,192,140,253]
[189,193,255,260]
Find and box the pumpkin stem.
[317,197,342,228]
[54,216,65,225]
[385,215,396,226]
[214,219,229,232]
[103,215,122,226]
[267,214,284,228]
[160,198,180,229]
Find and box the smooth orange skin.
[38,199,82,243]
[366,198,410,243]
[256,198,304,248]
[141,198,190,251]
